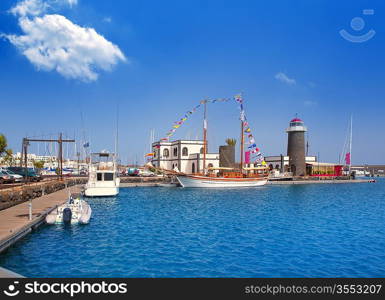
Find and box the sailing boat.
[176,98,269,188]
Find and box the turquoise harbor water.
[1,180,385,277]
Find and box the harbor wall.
[0,176,170,211]
[0,179,87,211]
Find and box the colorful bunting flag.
[345,153,351,165]
[245,151,251,164]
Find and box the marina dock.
[0,185,82,255]
[0,266,23,278]
[267,178,375,185]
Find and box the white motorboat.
[84,152,120,197]
[46,194,92,225]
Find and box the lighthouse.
[286,117,307,176]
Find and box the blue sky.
[1,0,384,164]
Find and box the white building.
[151,140,219,174]
[6,152,58,167]
[9,152,85,169]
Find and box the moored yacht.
[84,152,120,197]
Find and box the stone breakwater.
[0,179,87,211]
[0,176,170,211]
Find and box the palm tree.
[33,160,45,169]
[0,134,7,157]
[225,138,236,146]
[2,149,14,166]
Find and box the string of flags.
[160,98,231,142]
[235,94,266,166]
[157,94,266,166]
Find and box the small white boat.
[84,152,120,197]
[46,195,92,225]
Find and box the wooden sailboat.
[176,99,269,188]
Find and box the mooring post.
[28,199,32,221]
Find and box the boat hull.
[84,186,119,197]
[46,199,92,225]
[176,175,267,188]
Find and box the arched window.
[275,164,280,170]
[192,162,195,173]
[173,147,178,157]
[182,147,188,156]
[269,164,273,170]
[208,163,213,168]
[163,149,169,157]
[200,147,204,154]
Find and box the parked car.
[7,167,42,182]
[138,169,155,177]
[127,168,139,176]
[2,169,23,182]
[0,171,14,184]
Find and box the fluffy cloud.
[274,72,296,85]
[10,0,49,17]
[5,0,126,82]
[11,0,77,17]
[67,0,78,7]
[304,100,317,106]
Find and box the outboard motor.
[62,208,72,224]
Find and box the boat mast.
[114,104,119,170]
[240,119,244,173]
[349,115,353,174]
[202,100,208,175]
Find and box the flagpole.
[203,100,207,175]
[240,119,244,173]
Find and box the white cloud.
[10,0,49,17]
[5,14,126,82]
[304,100,317,106]
[67,0,78,7]
[10,0,78,17]
[275,72,296,85]
[5,0,126,82]
[308,81,316,88]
